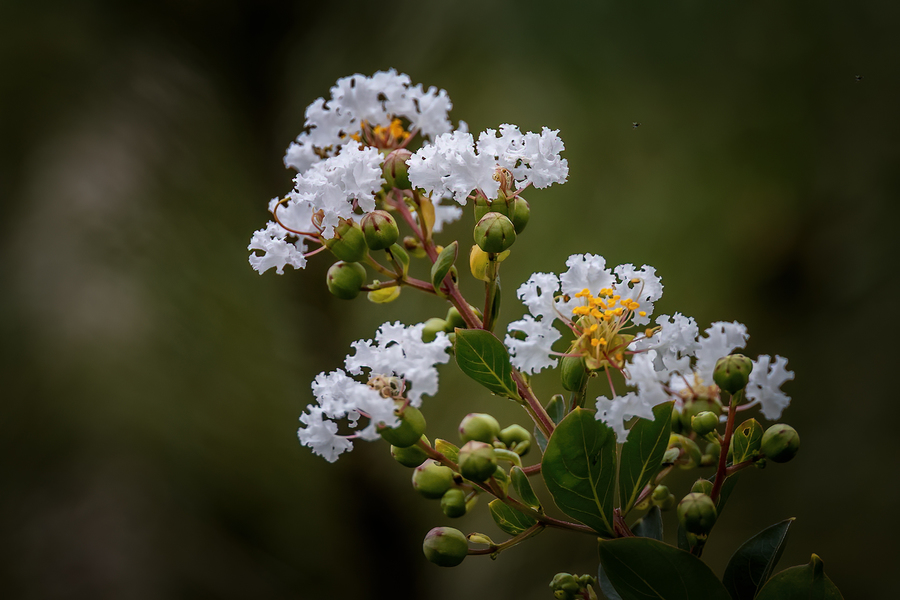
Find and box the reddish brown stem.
[710,394,739,503]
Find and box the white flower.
[247,222,307,275]
[477,125,568,190]
[297,406,353,463]
[557,254,616,316]
[695,321,749,384]
[431,200,464,233]
[505,316,562,375]
[745,355,794,420]
[516,272,560,320]
[612,264,663,326]
[635,313,700,371]
[595,392,656,442]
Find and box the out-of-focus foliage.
[1,0,898,598]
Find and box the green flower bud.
[677,492,718,535]
[421,318,448,343]
[713,354,754,395]
[361,210,400,251]
[559,354,589,392]
[459,413,501,444]
[498,425,531,456]
[422,526,468,567]
[691,411,720,436]
[412,461,455,499]
[550,573,581,595]
[379,405,426,448]
[445,306,466,331]
[474,212,517,254]
[761,424,800,463]
[510,197,530,234]
[473,196,492,223]
[691,479,714,496]
[382,148,412,190]
[324,219,367,262]
[651,485,670,503]
[325,261,367,300]
[367,284,401,304]
[440,488,468,518]
[391,436,430,468]
[458,441,498,482]
[680,396,723,431]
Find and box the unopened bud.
[510,197,530,234]
[474,212,516,254]
[761,424,800,463]
[498,425,531,456]
[440,488,468,518]
[422,527,468,567]
[691,479,714,496]
[458,441,498,482]
[459,413,501,444]
[691,411,719,436]
[361,210,400,251]
[382,148,412,190]
[651,485,670,503]
[560,354,589,392]
[325,219,367,262]
[391,436,430,468]
[421,318,448,343]
[680,396,723,431]
[412,461,455,499]
[550,573,581,595]
[379,405,427,448]
[326,261,367,300]
[677,492,718,535]
[713,354,754,395]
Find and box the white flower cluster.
[297,322,451,462]
[504,254,794,442]
[407,124,569,204]
[284,70,454,173]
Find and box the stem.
[467,523,545,555]
[726,456,762,476]
[522,463,542,476]
[710,391,741,503]
[510,370,555,439]
[364,255,398,278]
[482,254,501,331]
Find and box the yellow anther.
[589,324,598,332]
[638,311,647,317]
[645,329,654,338]
[576,289,590,298]
[613,307,624,316]
[615,353,623,361]
[591,338,601,347]
[600,287,614,296]
[590,309,603,319]
[599,337,608,346]
[631,277,641,283]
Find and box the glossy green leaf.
[434,438,459,464]
[597,563,624,600]
[454,329,520,399]
[510,466,542,511]
[541,408,616,537]
[756,554,843,600]
[632,506,663,541]
[732,418,763,464]
[598,537,731,600]
[430,241,458,293]
[724,518,794,600]
[535,394,567,452]
[488,499,537,536]
[618,401,674,515]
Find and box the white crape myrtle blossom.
[247,221,307,275]
[297,322,452,462]
[745,355,795,420]
[407,124,569,204]
[283,70,454,172]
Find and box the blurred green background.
[2,0,898,597]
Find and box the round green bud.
[412,461,455,499]
[445,306,466,331]
[549,573,580,595]
[713,354,754,395]
[691,411,720,436]
[459,413,501,444]
[559,354,589,392]
[422,318,448,343]
[761,424,800,463]
[440,488,468,518]
[510,197,530,234]
[691,479,714,496]
[326,261,367,300]
[474,212,517,254]
[324,220,368,262]
[498,425,531,456]
[651,485,670,503]
[382,148,412,190]
[379,405,427,448]
[422,526,468,567]
[680,396,723,431]
[677,492,718,535]
[458,441,498,482]
[391,436,430,468]
[361,210,400,251]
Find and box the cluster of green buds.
[549,573,597,600]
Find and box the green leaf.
[597,563,624,600]
[430,241,458,293]
[535,394,567,452]
[510,466,542,511]
[454,329,520,399]
[732,418,763,465]
[488,499,537,536]
[541,408,616,537]
[598,537,731,600]
[632,506,663,541]
[724,518,794,600]
[434,438,459,464]
[618,401,674,515]
[756,554,843,600]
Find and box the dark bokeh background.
[2,1,898,597]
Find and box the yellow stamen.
[638,310,647,317]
